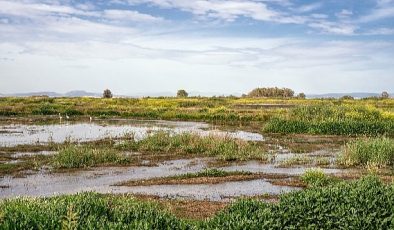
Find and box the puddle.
[0,158,307,200]
[220,161,345,176]
[0,119,264,147]
[114,180,300,201]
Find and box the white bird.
[66,114,70,120]
[89,116,93,122]
[58,113,63,120]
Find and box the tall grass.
[264,105,394,136]
[117,131,268,161]
[1,176,393,229]
[339,137,394,168]
[53,145,131,168]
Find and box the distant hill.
[306,92,392,99]
[64,90,101,97]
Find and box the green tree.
[103,89,113,98]
[381,91,389,99]
[177,89,188,98]
[297,93,306,99]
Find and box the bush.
[205,176,394,229]
[176,90,188,98]
[103,89,113,99]
[247,87,295,98]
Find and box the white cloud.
[308,21,356,35]
[103,9,164,22]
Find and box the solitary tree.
[177,89,188,98]
[103,89,113,98]
[381,91,389,99]
[297,93,306,99]
[340,95,354,100]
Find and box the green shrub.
[205,176,394,229]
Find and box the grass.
[52,145,131,169]
[339,137,394,168]
[117,131,268,161]
[116,169,257,186]
[264,105,394,136]
[173,168,251,179]
[1,176,393,229]
[0,96,392,125]
[300,169,338,187]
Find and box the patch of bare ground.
[131,194,227,220]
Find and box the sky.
[0,0,394,95]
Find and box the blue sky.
[0,0,393,95]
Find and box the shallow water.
[0,119,264,147]
[115,180,300,201]
[0,158,347,200]
[0,159,208,199]
[220,161,345,175]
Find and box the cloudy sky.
[0,0,393,95]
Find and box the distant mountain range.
[0,91,391,99]
[306,92,391,99]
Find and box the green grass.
[0,97,392,125]
[264,105,394,136]
[1,176,393,229]
[300,169,338,187]
[53,145,131,169]
[339,137,394,168]
[172,168,252,179]
[117,131,268,161]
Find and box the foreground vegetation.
[1,176,392,229]
[339,137,394,168]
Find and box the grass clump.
[117,131,267,161]
[174,168,252,179]
[300,169,337,187]
[53,145,131,169]
[339,137,394,168]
